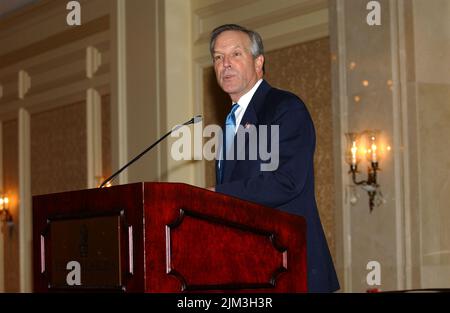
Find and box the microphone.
[99,115,203,188]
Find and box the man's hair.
[209,24,265,73]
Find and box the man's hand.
[207,186,215,192]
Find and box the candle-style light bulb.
[365,131,380,164]
[371,140,377,163]
[345,132,360,167]
[351,141,357,166]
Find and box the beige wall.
[30,102,87,196]
[121,0,162,184]
[331,0,405,292]
[413,0,450,288]
[264,38,335,261]
[330,0,450,291]
[162,0,195,184]
[201,67,229,188]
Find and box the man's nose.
[222,55,231,68]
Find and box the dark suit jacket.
[215,80,340,292]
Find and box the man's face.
[212,31,264,102]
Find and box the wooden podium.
[32,182,307,292]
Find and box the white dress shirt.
[232,79,263,133]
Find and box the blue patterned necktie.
[218,103,240,183]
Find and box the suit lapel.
[222,80,272,183]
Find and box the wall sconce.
[0,194,13,226]
[345,130,383,212]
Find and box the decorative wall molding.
[0,73,109,116]
[86,88,103,188]
[111,0,128,185]
[0,32,109,77]
[0,0,62,34]
[86,46,102,79]
[193,0,259,19]
[18,70,31,100]
[18,108,31,292]
[389,0,407,291]
[262,22,328,54]
[193,0,328,61]
[193,0,328,44]
[333,0,352,292]
[0,15,109,71]
[396,0,416,290]
[0,41,110,115]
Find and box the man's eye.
[214,55,223,62]
[233,51,241,56]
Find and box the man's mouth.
[223,74,235,80]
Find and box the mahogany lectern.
[32,182,307,292]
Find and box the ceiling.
[0,0,38,20]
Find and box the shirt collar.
[233,79,263,131]
[234,78,263,110]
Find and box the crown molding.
[193,0,327,44]
[193,0,259,18]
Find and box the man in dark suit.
[208,24,340,292]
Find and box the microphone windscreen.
[193,115,203,124]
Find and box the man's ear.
[255,55,264,73]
